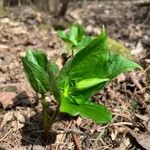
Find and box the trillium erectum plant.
[21,26,141,137]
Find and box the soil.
[0,1,150,150]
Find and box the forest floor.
[0,1,150,150]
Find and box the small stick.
[0,129,12,142]
[71,123,82,150]
[55,128,84,135]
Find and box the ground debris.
[129,130,150,150]
[0,92,17,109]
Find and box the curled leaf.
[21,50,50,94]
[75,78,109,91]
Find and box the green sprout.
[21,26,141,138]
[58,23,92,55]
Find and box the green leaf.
[67,24,80,46]
[47,61,60,102]
[21,57,50,94]
[57,27,141,124]
[48,61,59,76]
[75,78,109,91]
[58,31,73,45]
[77,102,112,124]
[26,49,48,71]
[106,53,141,79]
[57,27,141,100]
[74,35,92,52]
[60,95,112,124]
[58,24,91,53]
[69,24,86,45]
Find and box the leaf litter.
[0,1,150,150]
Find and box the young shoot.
[21,26,141,137]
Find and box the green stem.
[41,94,59,138]
[71,48,74,57]
[41,95,48,134]
[48,106,59,130]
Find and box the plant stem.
[48,106,59,130]
[41,94,59,138]
[41,94,49,138]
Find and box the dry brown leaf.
[114,138,130,150]
[129,129,150,150]
[0,92,17,109]
[0,111,14,128]
[14,111,25,124]
[135,113,149,122]
[135,134,150,150]
[117,74,126,83]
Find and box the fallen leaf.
[0,111,14,128]
[115,138,130,150]
[117,74,126,83]
[129,130,150,150]
[0,92,17,109]
[131,41,144,56]
[135,134,150,150]
[135,113,149,122]
[14,111,25,124]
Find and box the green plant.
[58,24,92,55]
[21,27,141,137]
[59,24,132,58]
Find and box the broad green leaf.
[57,27,141,124]
[106,53,141,79]
[77,102,112,124]
[59,94,112,124]
[74,35,92,52]
[22,57,50,94]
[57,28,108,97]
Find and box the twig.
[71,123,82,150]
[110,122,133,126]
[2,138,16,148]
[54,128,84,135]
[0,129,12,142]
[55,121,72,150]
